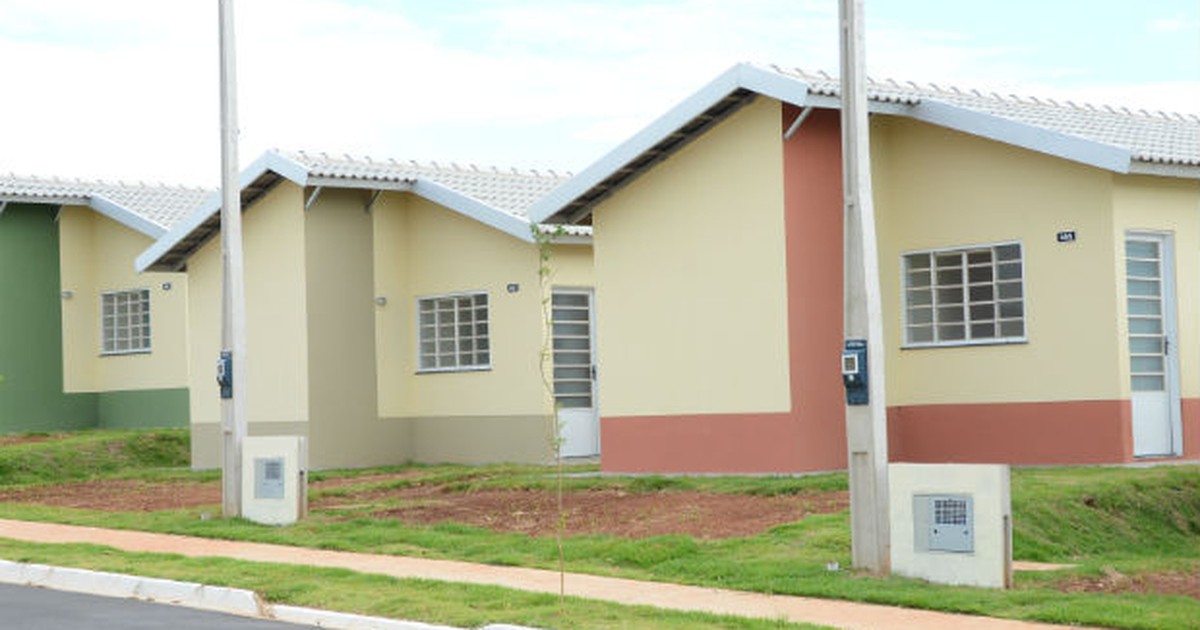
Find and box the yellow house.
[530,63,1200,473]
[138,150,594,469]
[0,177,202,431]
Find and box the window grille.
[417,292,490,371]
[903,242,1025,346]
[101,289,151,354]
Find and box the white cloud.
[1148,17,1198,33]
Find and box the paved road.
[0,583,315,630]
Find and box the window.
[101,288,151,354]
[417,292,490,371]
[902,242,1025,346]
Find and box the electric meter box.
[889,463,1011,589]
[914,494,974,553]
[241,436,307,526]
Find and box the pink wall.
[890,398,1200,464]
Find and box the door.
[1126,233,1181,457]
[551,289,599,457]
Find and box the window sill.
[100,349,152,357]
[902,337,1028,350]
[415,366,492,375]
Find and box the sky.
[0,0,1197,188]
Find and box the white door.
[1126,233,1181,457]
[552,289,599,457]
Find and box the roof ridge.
[283,148,573,180]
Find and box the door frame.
[551,286,599,457]
[1126,230,1182,457]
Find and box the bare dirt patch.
[0,434,62,447]
[368,488,847,539]
[0,473,847,539]
[1058,566,1200,601]
[0,479,221,512]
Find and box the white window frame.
[415,291,491,373]
[100,288,152,355]
[901,240,1028,348]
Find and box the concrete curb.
[271,605,461,629]
[0,559,265,616]
[0,559,539,630]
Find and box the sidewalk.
[0,518,1088,630]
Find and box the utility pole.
[218,0,248,518]
[839,0,890,573]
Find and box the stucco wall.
[191,183,594,469]
[1112,175,1200,459]
[592,96,791,417]
[304,187,409,469]
[58,206,189,394]
[874,117,1123,405]
[187,183,311,467]
[0,204,97,431]
[373,194,572,419]
[1111,175,1200,399]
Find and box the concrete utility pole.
[839,0,890,573]
[218,0,248,518]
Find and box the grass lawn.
[0,430,1197,629]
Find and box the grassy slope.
[0,431,1197,629]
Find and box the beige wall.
[187,182,311,434]
[548,243,594,289]
[59,206,188,392]
[189,182,594,468]
[591,96,791,416]
[373,194,584,419]
[874,117,1124,404]
[304,188,411,468]
[1112,175,1200,398]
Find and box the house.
[137,150,594,470]
[529,63,1200,473]
[0,177,203,432]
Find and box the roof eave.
[535,224,592,245]
[909,100,1133,174]
[89,194,167,239]
[136,150,314,273]
[1127,161,1200,179]
[0,193,86,207]
[0,191,167,239]
[410,178,535,243]
[527,62,812,225]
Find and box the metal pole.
[219,0,248,518]
[839,0,890,573]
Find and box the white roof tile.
[284,150,570,218]
[773,65,1200,167]
[0,175,211,230]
